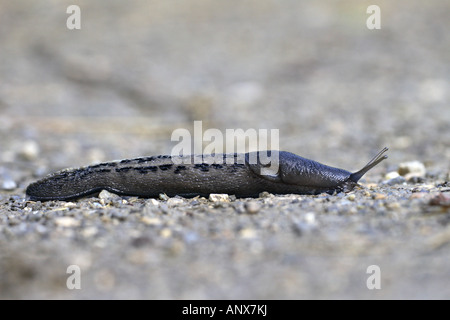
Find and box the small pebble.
[159,193,169,201]
[54,216,81,227]
[82,226,98,237]
[239,228,257,239]
[372,193,386,200]
[167,198,184,207]
[304,212,316,225]
[429,193,450,207]
[385,171,400,180]
[398,161,426,179]
[209,194,230,202]
[386,202,401,210]
[141,217,162,226]
[147,199,160,206]
[244,201,261,214]
[259,191,272,198]
[64,202,77,208]
[382,175,407,186]
[160,228,172,238]
[99,190,121,201]
[18,140,40,161]
[1,179,17,191]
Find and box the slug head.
[247,148,388,194]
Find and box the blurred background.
[1,0,449,179]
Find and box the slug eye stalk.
[349,147,388,183]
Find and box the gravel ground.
[1,0,449,299]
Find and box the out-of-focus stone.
[244,201,261,214]
[18,140,40,161]
[209,194,230,202]
[398,161,426,180]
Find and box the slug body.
[26,148,388,201]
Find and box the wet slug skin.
[26,148,388,201]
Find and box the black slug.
[26,147,388,201]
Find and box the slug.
[26,147,388,201]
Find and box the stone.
[54,216,81,227]
[1,179,17,191]
[398,161,426,179]
[18,140,40,161]
[244,201,261,214]
[209,194,230,202]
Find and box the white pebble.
[398,161,426,178]
[54,216,81,227]
[239,228,257,239]
[19,140,40,160]
[167,198,184,206]
[141,217,162,226]
[1,179,17,190]
[244,201,261,214]
[99,189,121,200]
[148,199,160,206]
[159,193,169,201]
[160,228,172,238]
[209,193,230,202]
[64,202,77,208]
[385,171,400,180]
[304,212,316,225]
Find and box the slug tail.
[349,147,388,183]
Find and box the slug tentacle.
[25,148,388,201]
[349,147,388,183]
